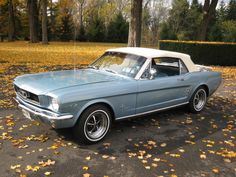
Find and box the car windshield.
[90,52,146,78]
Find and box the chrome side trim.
[116,102,189,120]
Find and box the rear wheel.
[188,86,207,113]
[73,105,112,144]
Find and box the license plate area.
[22,109,32,120]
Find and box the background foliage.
[0,0,236,44]
[159,40,236,66]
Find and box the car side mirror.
[149,68,157,80]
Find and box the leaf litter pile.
[0,42,235,177]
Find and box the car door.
[136,57,192,114]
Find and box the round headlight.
[51,98,59,111]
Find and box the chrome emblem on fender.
[185,87,191,95]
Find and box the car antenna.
[72,5,78,76]
[73,26,77,73]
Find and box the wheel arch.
[191,83,209,98]
[199,84,209,97]
[74,99,115,126]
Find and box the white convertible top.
[106,47,198,72]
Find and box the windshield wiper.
[103,68,118,74]
[87,65,98,70]
[87,66,117,75]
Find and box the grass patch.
[0,41,125,66]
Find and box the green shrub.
[159,40,236,66]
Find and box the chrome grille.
[14,85,39,104]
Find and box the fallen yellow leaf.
[212,168,219,174]
[160,143,167,147]
[83,166,89,171]
[200,154,206,159]
[83,173,90,177]
[44,172,51,176]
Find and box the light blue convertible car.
[14,47,221,144]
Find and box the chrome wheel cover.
[84,110,110,141]
[193,89,206,111]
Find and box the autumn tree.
[226,0,236,21]
[144,0,168,44]
[75,0,85,41]
[77,0,84,29]
[128,0,143,47]
[0,0,234,43]
[221,0,236,42]
[0,0,16,41]
[197,0,218,41]
[160,0,190,40]
[41,0,48,44]
[187,0,202,40]
[206,0,236,42]
[47,0,55,40]
[171,0,190,39]
[8,0,15,41]
[56,0,74,41]
[27,0,39,43]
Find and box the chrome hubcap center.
[193,89,206,111]
[85,110,109,140]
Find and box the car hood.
[14,69,127,95]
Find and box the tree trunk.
[27,0,39,43]
[8,0,15,41]
[78,0,84,28]
[41,0,48,44]
[197,0,218,41]
[49,0,55,40]
[128,0,143,47]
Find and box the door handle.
[177,78,185,81]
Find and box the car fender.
[188,82,209,100]
[72,98,115,126]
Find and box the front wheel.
[188,87,207,113]
[73,105,112,144]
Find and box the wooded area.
[0,0,236,45]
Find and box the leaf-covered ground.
[0,42,235,177]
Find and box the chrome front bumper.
[14,97,74,129]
